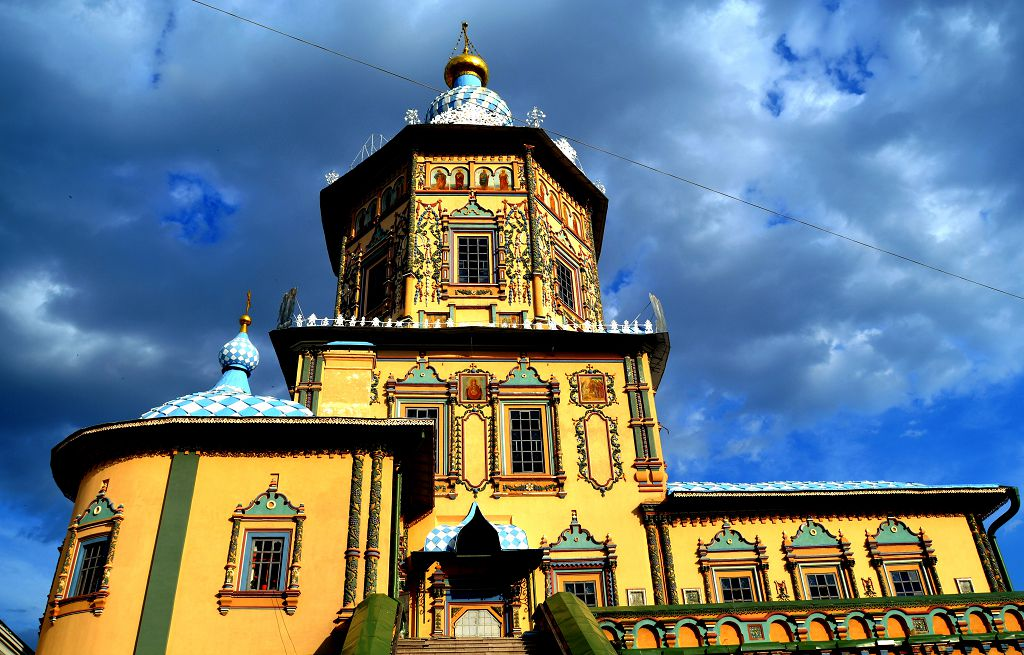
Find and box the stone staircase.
[395,634,555,655]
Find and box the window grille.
[509,408,545,473]
[891,569,925,596]
[457,236,491,284]
[564,581,598,607]
[806,573,841,599]
[719,576,754,602]
[406,407,441,473]
[555,260,576,310]
[73,538,110,597]
[247,536,286,591]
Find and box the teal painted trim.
[591,591,1024,617]
[489,304,497,324]
[341,594,399,655]
[311,355,324,414]
[133,452,199,655]
[388,469,402,599]
[78,496,118,526]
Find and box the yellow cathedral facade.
[36,26,1023,655]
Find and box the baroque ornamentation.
[368,371,380,404]
[574,410,624,495]
[567,365,617,409]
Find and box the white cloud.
[0,272,162,369]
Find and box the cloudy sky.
[3,0,1023,642]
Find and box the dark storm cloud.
[2,0,1024,642]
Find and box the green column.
[133,452,200,655]
[343,454,365,607]
[362,451,384,596]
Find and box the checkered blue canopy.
[140,385,312,419]
[425,86,513,126]
[139,324,311,419]
[219,331,259,373]
[423,503,529,552]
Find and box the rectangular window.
[806,572,841,599]
[362,257,388,315]
[554,259,576,310]
[243,534,289,591]
[457,236,491,284]
[406,406,441,473]
[719,576,754,602]
[891,569,925,597]
[509,408,545,474]
[626,589,647,606]
[563,581,598,607]
[72,537,110,597]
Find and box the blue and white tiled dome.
[422,503,530,552]
[219,331,259,373]
[141,314,312,419]
[140,386,312,418]
[425,86,513,126]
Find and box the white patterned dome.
[426,86,513,126]
[140,310,312,419]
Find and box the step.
[395,637,540,655]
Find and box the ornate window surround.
[217,476,305,614]
[491,358,565,497]
[385,356,449,493]
[783,519,857,600]
[540,511,618,607]
[47,481,124,622]
[697,522,770,604]
[865,517,940,598]
[438,195,507,302]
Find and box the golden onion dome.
[444,51,489,88]
[443,22,489,88]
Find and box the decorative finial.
[239,290,252,333]
[324,170,340,186]
[444,22,489,88]
[404,109,421,125]
[526,106,546,128]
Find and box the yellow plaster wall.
[164,453,395,655]
[665,513,991,604]
[341,349,665,635]
[37,456,172,655]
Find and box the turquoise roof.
[666,480,1001,494]
[141,326,311,419]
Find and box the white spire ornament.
[404,109,421,125]
[553,137,583,170]
[526,106,546,128]
[324,170,340,186]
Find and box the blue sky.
[2,0,1023,643]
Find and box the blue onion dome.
[218,314,259,374]
[140,308,312,419]
[425,23,514,127]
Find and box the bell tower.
[321,28,608,328]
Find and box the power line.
[188,0,1024,303]
[189,0,442,93]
